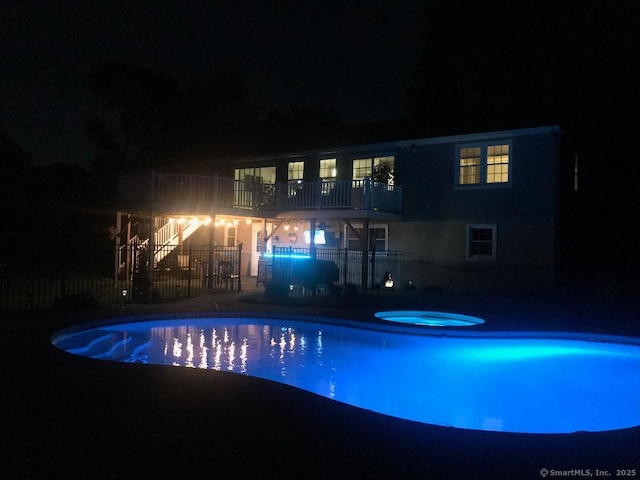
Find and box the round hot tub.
[374,310,484,327]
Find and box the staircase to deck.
[125,218,203,267]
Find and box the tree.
[87,61,262,175]
[88,61,186,170]
[372,163,394,185]
[0,125,33,214]
[258,104,345,152]
[184,64,261,162]
[84,117,126,200]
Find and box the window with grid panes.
[352,156,394,184]
[345,225,388,252]
[459,147,481,185]
[234,167,276,207]
[287,161,304,196]
[457,143,511,186]
[288,161,304,182]
[319,158,336,194]
[487,144,510,183]
[467,225,496,259]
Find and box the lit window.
[319,158,336,195]
[459,147,481,185]
[467,224,496,260]
[352,158,371,182]
[352,156,394,183]
[319,158,336,180]
[235,166,275,184]
[287,161,304,197]
[457,143,511,186]
[234,166,276,207]
[487,144,509,183]
[288,161,304,183]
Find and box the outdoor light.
[383,272,394,289]
[404,280,416,291]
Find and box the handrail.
[117,218,203,274]
[118,172,402,213]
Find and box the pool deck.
[2,289,639,479]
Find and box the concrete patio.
[2,290,639,479]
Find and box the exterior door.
[251,222,272,276]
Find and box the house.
[116,125,560,294]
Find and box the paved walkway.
[112,287,640,337]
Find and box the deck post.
[147,171,156,287]
[207,217,214,290]
[237,243,242,292]
[114,211,122,284]
[309,218,317,260]
[361,217,369,290]
[148,212,155,286]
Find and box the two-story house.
[116,125,560,293]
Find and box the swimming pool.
[52,314,640,434]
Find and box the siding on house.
[118,125,561,293]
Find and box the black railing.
[258,246,401,293]
[0,244,242,312]
[118,172,403,213]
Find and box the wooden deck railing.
[118,172,402,213]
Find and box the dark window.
[347,226,387,251]
[468,226,495,258]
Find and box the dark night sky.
[1,0,425,166]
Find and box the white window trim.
[455,142,512,188]
[466,223,497,261]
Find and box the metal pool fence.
[258,246,401,293]
[0,244,242,312]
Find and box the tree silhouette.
[87,61,265,179]
[184,64,261,163]
[259,104,344,152]
[88,61,186,170]
[0,125,33,214]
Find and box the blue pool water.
[52,315,640,434]
[374,310,484,326]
